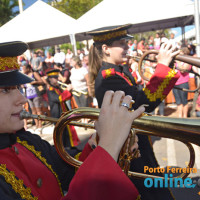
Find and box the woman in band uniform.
[0,41,143,200]
[88,24,180,200]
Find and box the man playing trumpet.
[46,68,79,148]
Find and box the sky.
[23,0,48,10]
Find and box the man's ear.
[102,44,110,56]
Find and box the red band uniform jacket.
[0,129,75,200]
[47,86,79,147]
[95,61,179,200]
[0,130,140,200]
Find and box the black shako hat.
[46,68,60,78]
[0,41,33,87]
[87,24,133,43]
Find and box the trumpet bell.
[137,50,200,93]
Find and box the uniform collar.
[0,133,17,149]
[102,61,123,72]
[102,61,134,81]
[102,61,129,70]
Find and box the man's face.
[49,77,59,86]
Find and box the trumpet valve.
[118,129,139,175]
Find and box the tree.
[48,0,102,19]
[0,0,19,27]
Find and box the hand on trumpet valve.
[157,42,180,66]
[95,90,145,161]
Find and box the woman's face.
[71,59,76,67]
[104,39,129,65]
[0,86,27,133]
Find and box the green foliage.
[60,41,85,53]
[48,0,102,19]
[0,0,19,26]
[60,43,73,53]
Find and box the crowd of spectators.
[17,32,199,134]
[18,47,92,133]
[126,32,198,117]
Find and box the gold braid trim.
[136,194,141,200]
[74,152,82,160]
[74,152,82,173]
[0,164,38,200]
[143,69,177,102]
[16,137,64,196]
[47,72,59,77]
[93,30,127,42]
[0,57,19,72]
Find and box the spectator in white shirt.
[65,49,73,65]
[69,56,90,108]
[54,47,65,66]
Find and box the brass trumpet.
[57,81,88,96]
[57,81,69,90]
[20,108,200,180]
[129,50,200,92]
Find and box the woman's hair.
[88,43,103,97]
[88,43,105,97]
[89,43,103,84]
[88,41,114,97]
[72,55,82,67]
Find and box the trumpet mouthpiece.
[20,110,31,120]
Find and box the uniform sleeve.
[63,146,140,200]
[143,64,179,102]
[76,143,93,161]
[96,64,179,113]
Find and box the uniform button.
[14,146,19,155]
[37,178,43,188]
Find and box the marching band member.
[88,24,180,200]
[46,68,79,148]
[0,41,144,200]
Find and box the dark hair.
[25,64,32,70]
[55,63,63,68]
